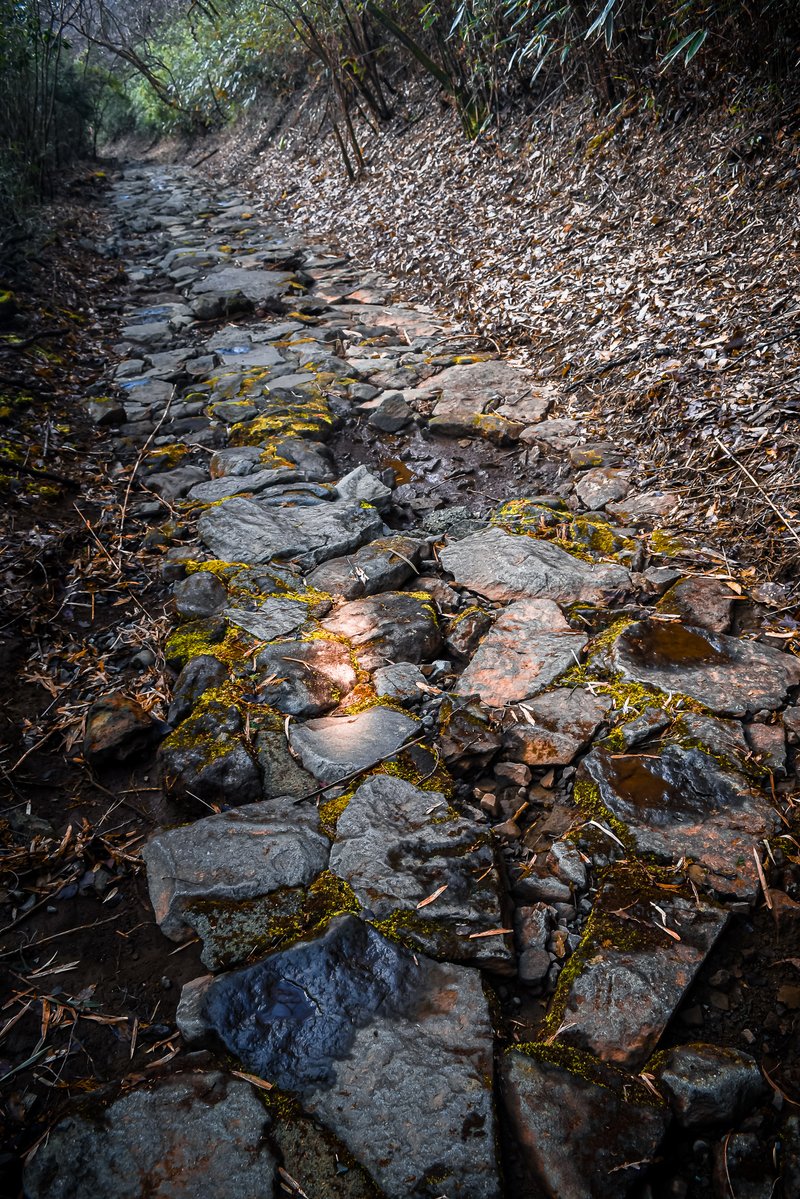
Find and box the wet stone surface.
[202,916,500,1198]
[578,741,781,899]
[606,617,800,715]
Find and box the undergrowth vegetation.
[0,1,798,221]
[106,2,800,156]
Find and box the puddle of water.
[382,456,415,485]
[626,621,725,669]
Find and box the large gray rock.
[142,796,330,942]
[456,599,587,708]
[191,265,294,303]
[289,707,419,783]
[550,865,729,1070]
[440,527,631,605]
[653,1043,766,1128]
[202,916,500,1198]
[23,1072,278,1199]
[606,618,800,715]
[187,467,299,502]
[330,776,513,971]
[502,1048,668,1199]
[253,639,357,717]
[223,596,309,641]
[503,688,612,765]
[321,591,440,671]
[307,534,426,599]
[198,496,384,568]
[578,741,780,900]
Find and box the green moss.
[24,480,60,499]
[185,870,360,969]
[513,1041,665,1107]
[0,438,24,465]
[572,778,635,852]
[147,443,188,469]
[184,558,249,580]
[649,529,685,557]
[447,604,486,630]
[318,789,356,838]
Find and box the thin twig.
[712,434,800,547]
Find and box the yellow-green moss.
[572,778,635,852]
[649,529,685,557]
[147,444,188,469]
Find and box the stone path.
[26,166,800,1198]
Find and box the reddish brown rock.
[745,720,786,775]
[83,693,163,765]
[657,575,739,634]
[455,599,586,709]
[502,1046,668,1199]
[578,741,780,900]
[503,688,612,765]
[574,467,631,510]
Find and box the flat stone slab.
[578,740,780,900]
[606,618,800,715]
[456,599,587,707]
[143,797,330,943]
[289,706,419,783]
[503,687,612,765]
[551,865,729,1069]
[422,359,534,407]
[330,776,513,972]
[223,596,309,642]
[188,468,299,502]
[502,1048,668,1199]
[198,496,384,569]
[321,591,440,671]
[191,265,294,302]
[23,1072,278,1199]
[440,527,631,605]
[574,467,631,510]
[201,916,500,1198]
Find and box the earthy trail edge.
[16,165,800,1197]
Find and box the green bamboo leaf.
[660,28,708,70]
